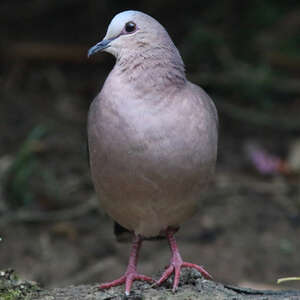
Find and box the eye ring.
[124,21,136,33]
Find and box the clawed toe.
[99,272,154,296]
[157,262,212,292]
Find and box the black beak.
[87,39,111,58]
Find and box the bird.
[87,10,218,296]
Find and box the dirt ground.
[1,60,300,294]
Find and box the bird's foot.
[157,228,212,292]
[157,258,212,292]
[99,235,154,296]
[99,270,154,296]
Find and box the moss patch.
[0,269,40,300]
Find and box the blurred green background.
[0,0,300,291]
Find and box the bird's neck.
[113,46,186,94]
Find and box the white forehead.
[111,10,139,27]
[105,10,140,38]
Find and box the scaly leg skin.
[157,228,213,292]
[99,235,154,296]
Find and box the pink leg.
[157,228,213,292]
[99,235,154,296]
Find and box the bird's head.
[88,10,172,59]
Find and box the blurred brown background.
[1,0,300,290]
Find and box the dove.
[87,10,218,295]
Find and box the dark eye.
[125,21,136,33]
